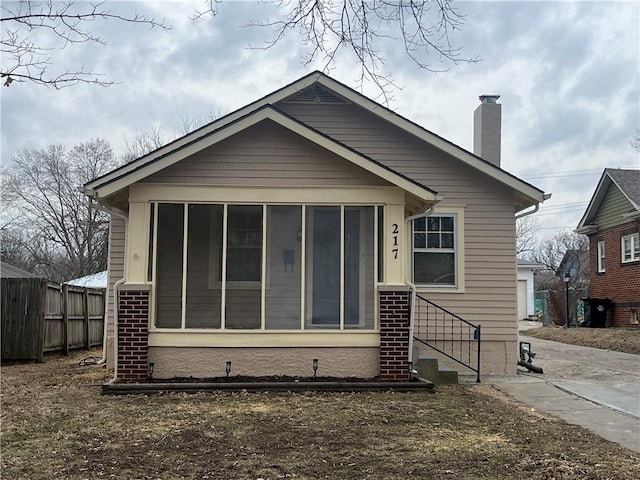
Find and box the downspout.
[91,198,128,384]
[404,199,442,375]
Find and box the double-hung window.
[412,214,457,286]
[621,233,639,263]
[597,240,605,272]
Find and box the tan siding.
[143,120,391,187]
[594,183,635,229]
[105,216,125,367]
[278,101,519,347]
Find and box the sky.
[1,0,639,244]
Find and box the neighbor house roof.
[83,71,546,211]
[555,250,589,279]
[517,258,543,269]
[0,261,42,279]
[65,271,108,289]
[576,168,640,232]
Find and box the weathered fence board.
[2,279,105,361]
[1,278,47,361]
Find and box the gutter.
[515,192,551,220]
[90,199,128,384]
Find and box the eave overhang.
[82,104,439,207]
[83,70,546,211]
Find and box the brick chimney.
[473,94,502,167]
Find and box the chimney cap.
[479,94,500,104]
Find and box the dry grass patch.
[2,350,639,479]
[523,325,640,354]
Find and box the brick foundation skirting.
[117,290,149,382]
[379,290,410,381]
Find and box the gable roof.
[555,249,589,279]
[83,71,545,210]
[576,168,640,232]
[517,258,543,269]
[84,105,439,204]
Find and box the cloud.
[1,0,638,240]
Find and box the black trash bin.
[584,298,612,328]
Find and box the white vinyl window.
[597,240,605,273]
[621,233,639,263]
[412,214,456,286]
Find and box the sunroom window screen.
[155,204,184,328]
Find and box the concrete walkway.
[483,322,640,452]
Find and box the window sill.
[415,286,465,294]
[148,330,381,348]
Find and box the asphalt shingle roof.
[606,168,640,209]
[0,262,42,279]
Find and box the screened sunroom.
[150,202,381,332]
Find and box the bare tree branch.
[631,129,640,152]
[1,0,171,89]
[0,140,120,281]
[515,216,538,256]
[194,0,477,102]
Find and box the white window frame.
[621,233,639,263]
[412,213,458,288]
[597,240,605,273]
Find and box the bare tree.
[122,127,169,163]
[632,129,640,152]
[121,109,226,163]
[193,0,477,99]
[531,230,589,284]
[1,0,170,88]
[515,215,538,256]
[1,139,120,281]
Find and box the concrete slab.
[552,381,640,419]
[484,334,640,453]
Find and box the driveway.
[484,322,640,452]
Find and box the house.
[82,72,547,383]
[576,168,640,326]
[555,249,589,287]
[517,258,542,320]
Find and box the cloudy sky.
[2,0,639,243]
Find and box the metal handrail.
[412,293,481,383]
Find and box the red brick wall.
[589,220,640,327]
[117,290,149,382]
[379,290,410,381]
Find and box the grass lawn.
[522,325,640,355]
[2,350,639,479]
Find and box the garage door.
[517,280,528,320]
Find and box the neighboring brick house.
[577,168,640,326]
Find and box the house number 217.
[391,223,399,259]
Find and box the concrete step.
[414,352,459,385]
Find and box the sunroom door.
[306,206,374,328]
[308,207,340,326]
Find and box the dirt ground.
[2,350,639,479]
[522,326,640,355]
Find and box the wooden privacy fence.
[1,279,105,362]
